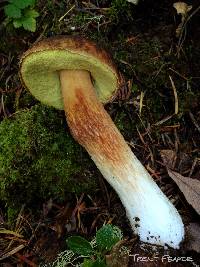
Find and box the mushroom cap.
[173,2,192,15]
[20,36,123,109]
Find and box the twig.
[0,244,25,261]
[189,111,200,134]
[154,114,174,126]
[169,68,188,81]
[58,5,75,22]
[1,94,7,117]
[139,91,144,115]
[169,75,178,115]
[136,113,153,142]
[189,158,198,177]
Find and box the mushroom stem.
[60,69,184,248]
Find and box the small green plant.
[67,224,123,266]
[4,0,39,32]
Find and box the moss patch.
[0,104,96,214]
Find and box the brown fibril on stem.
[20,36,184,248]
[60,70,129,167]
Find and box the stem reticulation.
[60,69,184,249]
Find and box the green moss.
[114,109,132,135]
[7,207,19,226]
[0,104,96,214]
[18,90,38,109]
[108,0,130,23]
[113,38,165,119]
[115,111,127,132]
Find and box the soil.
[0,0,200,266]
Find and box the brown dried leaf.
[167,169,200,215]
[160,150,200,215]
[185,223,200,253]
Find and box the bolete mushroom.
[20,36,184,248]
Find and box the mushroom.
[126,0,139,5]
[20,36,184,248]
[173,2,193,38]
[173,2,192,19]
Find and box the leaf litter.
[160,149,200,253]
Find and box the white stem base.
[60,69,184,249]
[95,152,184,249]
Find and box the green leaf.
[96,225,123,252]
[13,8,39,32]
[24,9,39,18]
[82,258,107,267]
[82,259,94,267]
[21,17,36,32]
[67,236,94,256]
[92,258,107,267]
[4,4,21,18]
[13,18,23,28]
[8,0,35,9]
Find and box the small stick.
[169,75,179,115]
